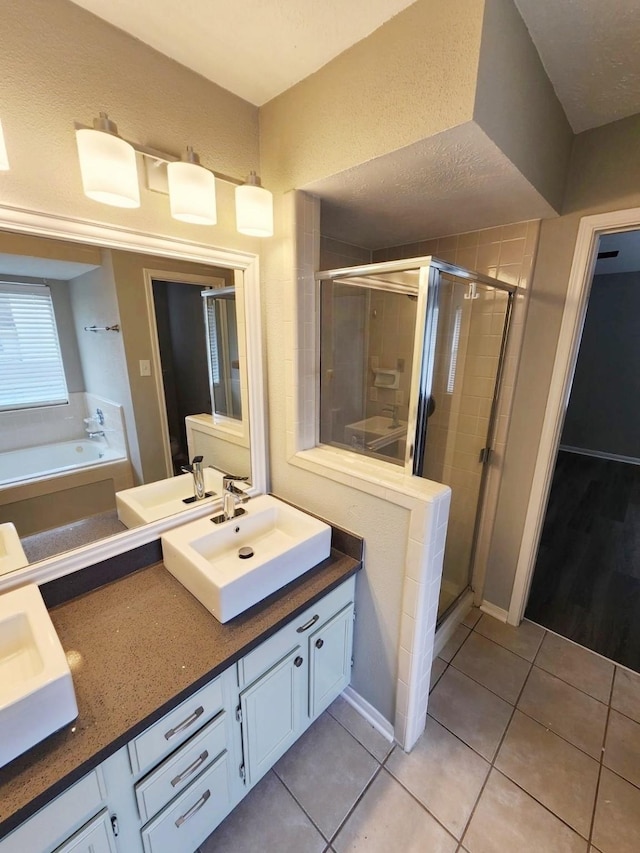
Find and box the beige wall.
[260,0,483,192]
[1,0,260,253]
[474,0,572,210]
[484,113,640,609]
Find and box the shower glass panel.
[319,269,421,465]
[317,258,514,625]
[416,269,513,620]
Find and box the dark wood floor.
[526,450,640,673]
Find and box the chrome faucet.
[87,430,105,440]
[382,404,400,428]
[182,455,206,500]
[222,474,249,520]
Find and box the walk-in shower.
[317,257,515,621]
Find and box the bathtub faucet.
[382,404,400,428]
[87,430,105,439]
[182,455,206,500]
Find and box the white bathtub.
[0,440,125,487]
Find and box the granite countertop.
[0,549,360,839]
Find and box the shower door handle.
[479,447,492,464]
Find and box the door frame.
[508,206,640,625]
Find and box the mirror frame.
[0,205,268,593]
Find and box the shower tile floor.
[199,609,640,853]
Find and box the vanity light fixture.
[235,172,274,237]
[74,113,273,236]
[0,118,10,171]
[75,113,140,208]
[167,147,217,225]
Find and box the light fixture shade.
[0,119,9,171]
[167,159,217,225]
[75,121,140,208]
[235,174,273,237]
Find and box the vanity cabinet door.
[53,810,116,853]
[239,645,305,787]
[309,604,354,719]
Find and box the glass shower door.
[415,270,513,620]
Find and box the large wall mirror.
[0,210,267,587]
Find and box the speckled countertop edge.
[0,550,360,838]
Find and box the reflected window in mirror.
[203,286,242,422]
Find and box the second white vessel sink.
[0,522,29,577]
[0,584,78,768]
[161,495,332,622]
[116,469,221,528]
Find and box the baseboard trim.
[480,600,508,622]
[434,589,475,657]
[559,445,640,466]
[342,686,395,742]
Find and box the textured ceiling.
[309,123,556,249]
[68,0,416,106]
[514,0,640,132]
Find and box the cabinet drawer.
[1,769,105,853]
[53,810,116,853]
[128,676,224,775]
[238,577,355,688]
[135,711,228,822]
[141,752,231,853]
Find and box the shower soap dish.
[373,368,400,389]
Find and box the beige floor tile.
[518,666,608,758]
[451,632,531,703]
[430,657,448,691]
[495,710,599,837]
[611,667,640,724]
[386,716,490,838]
[474,614,544,661]
[274,712,378,839]
[428,667,513,760]
[592,768,640,853]
[200,771,325,853]
[334,769,457,853]
[535,633,614,703]
[439,624,471,662]
[462,607,482,629]
[603,709,640,787]
[463,769,587,853]
[327,695,392,762]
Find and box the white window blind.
[0,282,69,411]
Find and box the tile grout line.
[586,660,617,849]
[325,703,394,763]
[455,626,540,848]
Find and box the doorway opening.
[525,228,640,669]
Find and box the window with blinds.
[0,282,69,411]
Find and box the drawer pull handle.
[171,750,210,788]
[296,614,319,633]
[175,789,211,828]
[164,706,204,741]
[315,638,324,649]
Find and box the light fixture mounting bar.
[73,122,243,187]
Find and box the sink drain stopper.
[238,546,254,559]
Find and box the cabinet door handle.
[296,614,319,633]
[175,789,211,828]
[294,656,304,667]
[164,705,204,740]
[315,638,324,649]
[170,750,209,787]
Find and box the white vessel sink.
[0,522,29,576]
[0,584,78,768]
[116,469,221,528]
[161,495,332,623]
[344,415,407,452]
